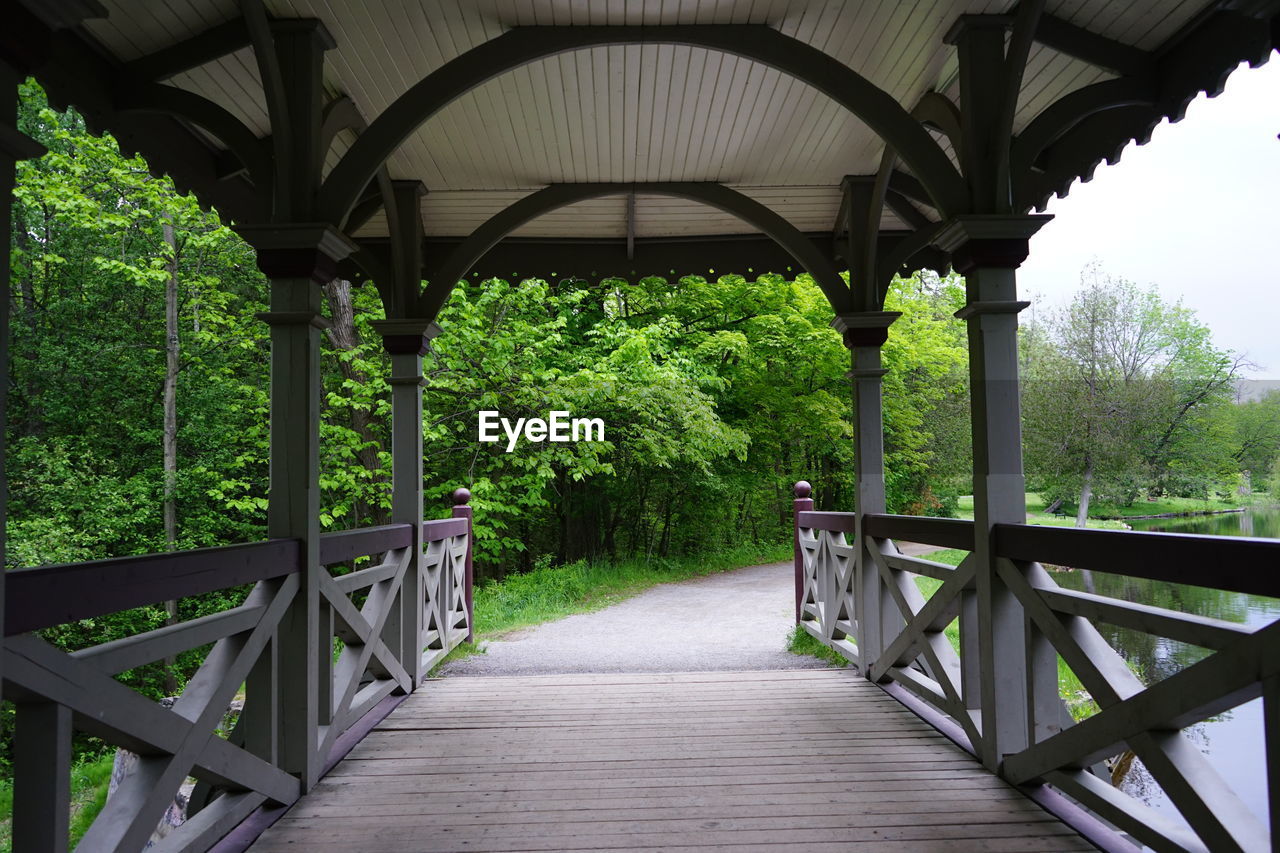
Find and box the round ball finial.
[452,487,472,506]
[794,481,812,499]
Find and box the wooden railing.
[795,485,1280,853]
[2,493,474,853]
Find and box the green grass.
[68,755,115,847]
[786,625,850,667]
[428,640,485,676]
[956,490,1259,522]
[1087,494,1246,518]
[0,751,116,853]
[955,493,1127,529]
[473,541,793,639]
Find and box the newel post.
[793,481,813,624]
[452,488,475,642]
[833,311,900,671]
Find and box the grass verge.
[786,626,849,667]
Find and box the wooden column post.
[937,215,1049,770]
[834,312,899,673]
[12,702,71,853]
[1265,675,1280,844]
[234,16,341,790]
[793,481,813,624]
[0,50,47,697]
[372,319,438,686]
[238,225,356,790]
[452,488,475,643]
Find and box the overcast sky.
[1019,56,1280,380]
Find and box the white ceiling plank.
[79,0,1221,241]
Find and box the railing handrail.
[5,515,480,637]
[795,510,856,533]
[852,512,1280,598]
[862,513,974,550]
[5,538,302,636]
[423,517,468,540]
[994,522,1280,599]
[318,522,414,566]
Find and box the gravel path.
[439,561,829,676]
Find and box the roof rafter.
[1034,13,1154,77]
[122,17,251,81]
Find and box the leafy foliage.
[1022,266,1245,516]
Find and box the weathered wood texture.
[248,670,1094,853]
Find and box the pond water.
[1048,506,1280,828]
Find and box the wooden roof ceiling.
[10,0,1273,296]
[74,0,1218,242]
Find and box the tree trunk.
[162,218,180,695]
[323,279,388,527]
[1075,454,1093,528]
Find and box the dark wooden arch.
[1011,78,1157,180]
[417,182,852,318]
[114,83,273,190]
[319,25,971,226]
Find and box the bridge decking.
[247,669,1095,852]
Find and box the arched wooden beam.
[1017,103,1164,211]
[913,92,963,163]
[319,25,969,225]
[317,95,404,305]
[319,95,366,162]
[876,223,949,302]
[852,88,957,310]
[114,84,272,191]
[1011,78,1156,180]
[241,0,294,213]
[994,0,1046,209]
[885,191,932,231]
[841,172,893,313]
[418,182,852,318]
[346,183,385,233]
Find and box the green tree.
[1023,266,1241,520]
[1231,390,1280,490]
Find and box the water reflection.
[1048,506,1280,826]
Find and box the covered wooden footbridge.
[2,1,1279,851]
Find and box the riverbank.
[955,492,1271,526]
[1100,507,1245,520]
[955,494,1128,529]
[1089,493,1268,520]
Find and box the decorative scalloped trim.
[1030,42,1275,213]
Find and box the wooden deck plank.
[247,670,1095,852]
